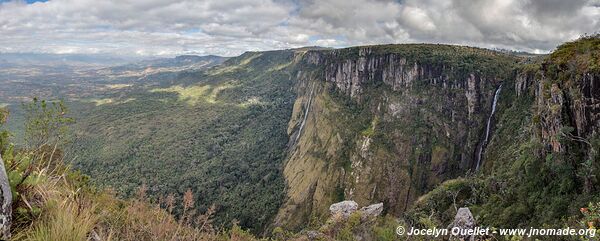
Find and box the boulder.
[450,207,475,241]
[359,202,383,219]
[329,200,358,218]
[0,153,11,240]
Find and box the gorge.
[65,38,599,234]
[1,36,598,239]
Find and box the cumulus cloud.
[0,0,598,56]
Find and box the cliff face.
[274,45,519,230]
[570,72,600,137]
[537,55,600,155]
[407,36,599,228]
[509,38,599,157]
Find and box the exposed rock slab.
[0,153,11,240]
[329,200,358,218]
[329,200,384,221]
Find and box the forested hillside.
[70,51,298,232]
[0,99,273,240]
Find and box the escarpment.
[274,45,520,230]
[407,37,599,229]
[503,39,599,159]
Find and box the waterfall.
[475,85,502,171]
[295,82,315,143]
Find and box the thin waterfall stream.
[295,82,315,143]
[475,85,502,171]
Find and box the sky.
[0,0,599,57]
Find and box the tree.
[23,98,73,150]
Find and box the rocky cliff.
[274,45,520,230]
[537,42,600,156]
[405,36,599,229]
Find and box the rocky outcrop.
[449,207,476,241]
[359,203,383,219]
[305,230,325,240]
[567,72,600,139]
[515,71,534,97]
[296,202,384,240]
[329,200,358,218]
[0,153,11,240]
[329,201,384,220]
[465,74,479,120]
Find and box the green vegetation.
[360,116,378,137]
[69,50,298,233]
[549,34,600,75]
[581,202,600,231]
[0,99,427,240]
[1,101,268,241]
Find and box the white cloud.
[314,38,343,47]
[0,0,598,57]
[400,6,437,32]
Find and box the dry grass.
[12,175,228,241]
[11,175,97,241]
[24,201,97,241]
[96,186,220,241]
[6,149,259,241]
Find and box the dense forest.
[67,51,299,232]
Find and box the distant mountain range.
[0,52,228,68]
[0,53,142,67]
[100,54,228,76]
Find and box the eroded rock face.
[579,73,600,135]
[329,200,358,218]
[316,50,448,99]
[0,154,12,240]
[302,46,502,104]
[465,74,479,120]
[515,71,534,97]
[535,69,600,156]
[275,45,515,230]
[539,82,566,153]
